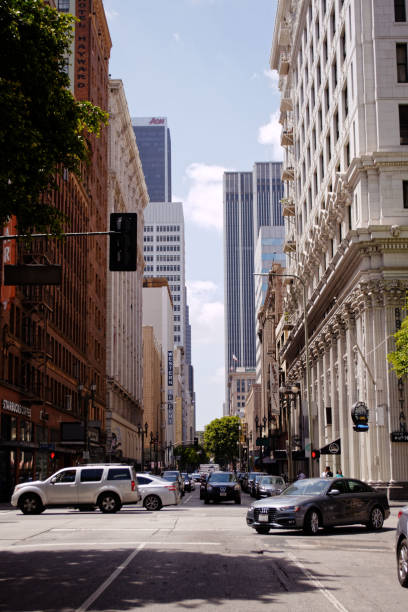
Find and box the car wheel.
[143,494,162,511]
[303,509,320,535]
[98,493,121,514]
[204,497,209,504]
[367,506,384,531]
[19,493,44,515]
[255,526,270,534]
[398,538,408,587]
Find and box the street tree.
[203,416,240,469]
[0,0,108,234]
[173,445,208,472]
[388,299,408,378]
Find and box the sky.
[103,0,282,430]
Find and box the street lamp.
[137,422,148,472]
[279,384,300,483]
[254,271,314,477]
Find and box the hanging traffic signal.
[311,449,320,460]
[50,451,56,461]
[109,213,138,271]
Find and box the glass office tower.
[132,117,172,203]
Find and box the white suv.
[11,464,141,514]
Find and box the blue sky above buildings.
[104,0,282,429]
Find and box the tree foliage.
[203,416,240,466]
[173,444,208,471]
[388,299,408,379]
[0,0,108,234]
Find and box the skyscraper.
[223,163,284,406]
[132,117,171,203]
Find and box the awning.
[320,439,341,455]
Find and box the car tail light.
[167,485,176,491]
[398,510,403,519]
[131,480,136,491]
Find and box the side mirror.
[50,477,57,484]
[327,488,341,496]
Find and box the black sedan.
[203,471,241,504]
[246,477,390,535]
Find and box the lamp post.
[255,415,264,467]
[279,384,300,483]
[254,271,314,477]
[137,422,148,472]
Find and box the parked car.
[202,471,241,504]
[247,477,390,535]
[182,473,195,492]
[161,470,185,496]
[11,464,141,515]
[249,472,268,497]
[243,471,265,494]
[396,505,408,587]
[136,473,181,511]
[255,475,286,499]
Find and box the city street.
[0,489,406,611]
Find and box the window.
[399,105,408,144]
[80,468,103,482]
[329,480,348,494]
[403,181,408,208]
[347,479,371,493]
[107,468,131,480]
[397,44,408,82]
[54,470,76,483]
[395,0,406,22]
[137,476,152,485]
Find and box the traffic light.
[109,213,137,271]
[311,449,320,460]
[194,437,198,447]
[50,451,56,461]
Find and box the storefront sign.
[168,351,173,386]
[320,439,341,455]
[391,431,408,442]
[2,399,31,418]
[168,391,173,425]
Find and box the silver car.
[137,473,181,511]
[11,464,141,514]
[255,475,286,498]
[396,505,408,587]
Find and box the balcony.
[278,52,290,75]
[283,239,296,254]
[281,166,295,181]
[280,129,294,147]
[280,197,295,216]
[280,97,293,112]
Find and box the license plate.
[258,514,269,522]
[220,491,227,496]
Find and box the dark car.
[162,470,185,496]
[249,472,268,497]
[181,473,194,492]
[255,475,286,499]
[199,473,209,499]
[242,471,260,493]
[246,477,390,535]
[396,505,408,587]
[203,471,241,504]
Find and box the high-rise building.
[271,0,408,493]
[143,202,186,348]
[132,117,171,203]
[223,163,284,403]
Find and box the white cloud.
[182,162,231,231]
[105,9,119,21]
[257,111,283,161]
[263,69,279,92]
[173,32,181,43]
[186,280,224,346]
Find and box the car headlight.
[278,505,299,512]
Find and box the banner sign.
[168,351,173,386]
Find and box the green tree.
[388,299,408,378]
[0,0,108,234]
[203,416,240,468]
[173,444,208,472]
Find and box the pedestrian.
[297,471,306,479]
[321,466,333,478]
[335,469,343,478]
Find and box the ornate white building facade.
[106,79,149,463]
[271,0,408,495]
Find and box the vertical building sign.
[168,351,173,424]
[1,216,16,311]
[75,0,90,99]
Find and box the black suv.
[202,472,241,504]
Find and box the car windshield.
[283,479,329,496]
[260,476,284,486]
[209,472,235,483]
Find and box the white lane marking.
[1,541,222,550]
[76,543,145,612]
[182,493,193,505]
[287,552,349,612]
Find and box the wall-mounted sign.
[168,351,173,386]
[351,401,369,432]
[2,399,31,418]
[320,439,341,455]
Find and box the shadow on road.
[0,546,341,611]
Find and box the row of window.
[144,225,181,232]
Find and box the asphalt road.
[0,488,406,611]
